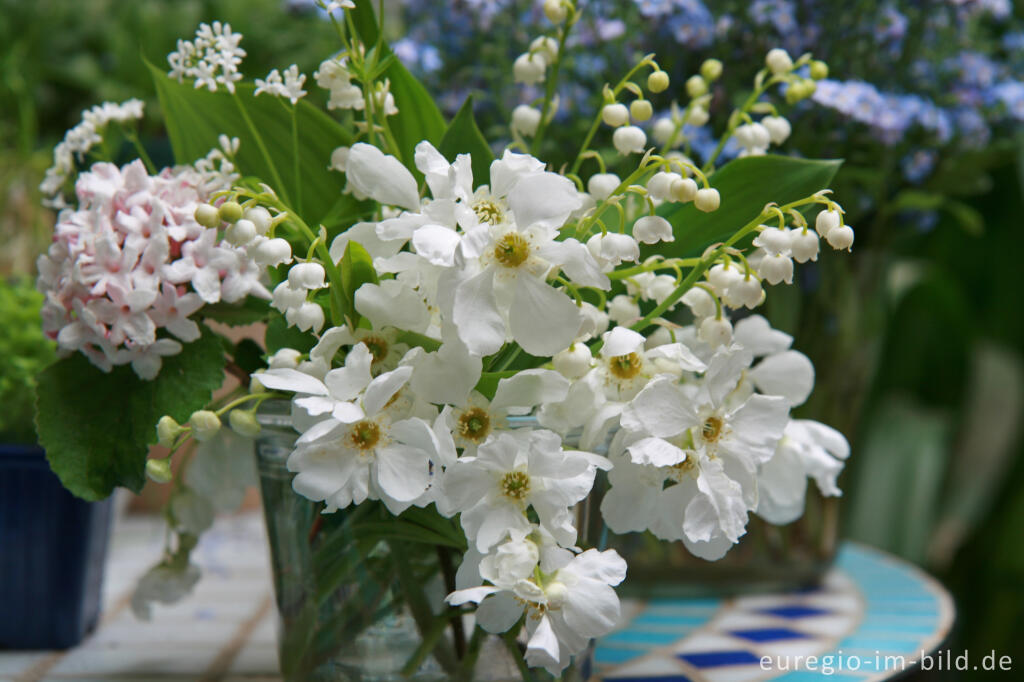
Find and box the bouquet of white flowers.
[34,1,854,679]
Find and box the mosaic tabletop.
[1,513,953,682]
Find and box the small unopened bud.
[146,458,173,484]
[790,230,820,263]
[601,103,629,127]
[671,176,699,202]
[633,215,674,245]
[647,70,670,93]
[218,200,243,224]
[766,48,793,75]
[700,59,723,82]
[229,410,262,438]
[288,262,327,290]
[511,104,542,137]
[686,75,708,98]
[630,99,653,122]
[612,125,647,155]
[286,301,326,333]
[647,172,680,201]
[761,116,792,145]
[329,146,350,173]
[699,316,733,347]
[815,208,842,237]
[652,117,676,145]
[826,224,854,251]
[225,218,256,246]
[250,376,265,393]
[810,60,829,80]
[687,106,710,127]
[157,415,184,448]
[513,52,547,85]
[727,276,764,309]
[543,0,567,23]
[252,237,293,267]
[682,287,717,319]
[553,343,592,379]
[244,206,273,235]
[189,410,222,442]
[694,188,721,212]
[608,294,641,324]
[587,173,621,201]
[194,203,221,228]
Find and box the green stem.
[456,627,486,682]
[232,92,293,207]
[531,17,575,154]
[123,128,156,174]
[607,258,700,280]
[393,541,460,674]
[290,103,302,216]
[702,72,782,173]
[503,629,535,682]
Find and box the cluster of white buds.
[167,22,246,93]
[599,64,669,156]
[513,35,559,86]
[646,165,720,213]
[254,65,307,105]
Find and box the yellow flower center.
[347,420,381,451]
[493,232,531,268]
[608,352,643,379]
[701,416,724,443]
[501,471,531,500]
[360,335,389,364]
[473,199,505,225]
[457,407,492,443]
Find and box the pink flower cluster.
[37,159,270,379]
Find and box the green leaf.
[35,326,226,501]
[265,312,316,355]
[439,96,494,186]
[348,1,447,171]
[339,240,378,326]
[200,296,270,326]
[148,61,353,226]
[646,155,843,259]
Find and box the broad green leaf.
[35,326,226,501]
[148,61,353,226]
[340,240,378,326]
[645,155,843,259]
[439,96,494,186]
[201,295,270,326]
[265,312,316,355]
[349,1,447,171]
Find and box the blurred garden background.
[1,0,1021,675]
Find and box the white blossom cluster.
[253,140,852,673]
[314,56,397,115]
[167,21,246,93]
[36,142,272,380]
[254,65,307,105]
[39,99,145,209]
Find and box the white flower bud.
[686,75,708,98]
[647,275,676,304]
[269,348,303,369]
[707,262,743,293]
[766,48,793,75]
[511,104,542,137]
[544,0,568,23]
[652,117,676,145]
[587,173,621,201]
[762,116,792,145]
[287,301,326,333]
[545,581,569,609]
[589,233,639,266]
[553,343,592,379]
[735,122,771,151]
[613,125,647,155]
[601,103,629,127]
[217,200,243,224]
[700,59,723,82]
[694,187,720,212]
[753,226,792,254]
[146,458,173,484]
[157,415,184,448]
[271,281,306,313]
[682,286,717,319]
[608,294,641,324]
[578,302,609,339]
[329,146,350,172]
[790,230,820,263]
[228,410,261,438]
[727,275,764,309]
[671,177,699,202]
[252,237,293,266]
[189,410,222,442]
[686,106,710,127]
[249,376,265,393]
[530,36,559,63]
[194,203,220,228]
[630,99,653,122]
[826,225,855,251]
[757,252,795,285]
[815,208,842,237]
[647,70,670,93]
[513,52,547,85]
[633,215,674,244]
[244,206,273,235]
[225,218,257,246]
[699,316,733,347]
[647,171,680,201]
[288,262,327,290]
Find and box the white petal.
[489,150,544,198]
[409,336,482,405]
[626,436,688,467]
[329,221,406,262]
[645,342,707,372]
[363,365,413,415]
[452,267,506,356]
[750,351,815,406]
[524,616,562,673]
[324,344,374,401]
[254,369,329,396]
[734,315,792,355]
[355,280,430,333]
[345,143,420,210]
[413,141,453,199]
[508,172,582,231]
[491,369,570,412]
[375,443,430,501]
[602,327,645,357]
[446,585,500,606]
[509,275,581,356]
[621,377,695,439]
[475,592,523,634]
[411,224,462,266]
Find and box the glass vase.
[254,402,592,682]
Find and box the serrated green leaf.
[340,240,378,327]
[148,61,353,226]
[439,96,494,186]
[34,326,226,501]
[646,155,843,259]
[348,1,447,171]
